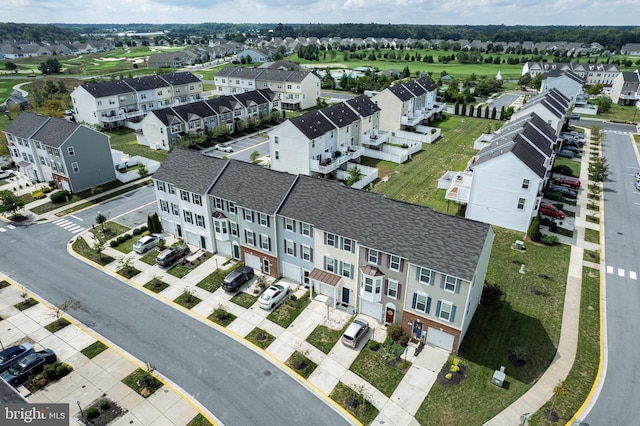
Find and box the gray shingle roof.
[289,110,336,140]
[3,111,48,138]
[79,72,199,98]
[4,111,83,148]
[154,148,227,195]
[216,67,314,84]
[321,102,360,128]
[345,95,381,118]
[279,175,491,280]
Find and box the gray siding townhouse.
[3,112,116,193]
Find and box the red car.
[553,176,580,189]
[539,202,565,219]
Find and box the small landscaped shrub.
[31,190,45,200]
[289,294,297,302]
[450,364,460,373]
[85,406,99,419]
[99,399,110,410]
[140,226,148,233]
[445,373,453,380]
[452,357,461,366]
[367,340,380,351]
[123,233,132,240]
[116,236,126,244]
[41,186,52,193]
[552,165,573,176]
[110,240,118,248]
[386,323,403,342]
[132,228,142,235]
[50,190,70,203]
[541,234,559,245]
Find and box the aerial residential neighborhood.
[0,16,639,426]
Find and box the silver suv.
[341,319,370,348]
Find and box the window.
[259,213,269,227]
[230,221,238,236]
[171,203,179,216]
[301,223,311,236]
[522,179,530,189]
[363,277,373,292]
[387,280,399,299]
[159,200,169,213]
[195,214,205,228]
[71,162,79,173]
[244,209,253,222]
[389,255,401,271]
[325,256,337,273]
[413,293,429,313]
[444,276,457,292]
[156,181,166,192]
[438,301,455,322]
[192,194,202,206]
[301,245,311,261]
[168,184,175,194]
[183,211,193,224]
[214,219,227,234]
[67,146,75,156]
[275,151,279,160]
[245,231,255,246]
[285,218,294,231]
[180,190,190,202]
[228,202,236,214]
[517,197,525,210]
[341,262,353,279]
[285,240,295,255]
[418,267,432,285]
[274,136,279,144]
[325,233,338,248]
[368,249,379,264]
[260,234,271,251]
[342,238,353,253]
[214,197,223,210]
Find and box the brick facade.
[401,310,462,353]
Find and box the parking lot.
[203,134,270,163]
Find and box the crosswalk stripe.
[56,220,70,226]
[71,228,85,234]
[607,266,613,274]
[6,224,15,229]
[52,218,66,224]
[0,228,6,233]
[631,271,637,280]
[61,223,78,229]
[68,225,82,232]
[618,268,625,277]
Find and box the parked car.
[563,145,580,154]
[568,113,580,120]
[133,234,164,254]
[0,170,14,179]
[0,343,34,373]
[258,283,290,310]
[216,144,233,153]
[221,266,254,292]
[556,150,574,159]
[341,319,370,348]
[561,139,579,148]
[539,202,566,219]
[548,184,577,199]
[553,175,581,188]
[155,244,190,267]
[0,349,56,387]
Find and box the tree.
[593,96,613,113]
[529,73,543,90]
[548,380,567,422]
[137,163,149,179]
[95,212,107,233]
[38,58,62,74]
[147,212,162,233]
[4,61,17,73]
[589,157,610,182]
[53,298,81,326]
[0,131,9,156]
[527,216,541,242]
[0,190,25,217]
[588,83,603,95]
[345,166,365,187]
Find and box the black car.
[0,349,56,386]
[222,266,254,292]
[156,244,190,267]
[563,145,580,154]
[0,343,34,373]
[548,184,577,199]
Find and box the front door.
[412,320,424,339]
[262,258,270,275]
[176,224,182,238]
[200,235,206,250]
[385,307,395,324]
[232,242,240,260]
[341,287,350,306]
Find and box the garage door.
[244,253,261,270]
[426,327,454,352]
[282,262,301,282]
[359,299,382,321]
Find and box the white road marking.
[0,228,6,233]
[630,271,637,280]
[618,268,625,277]
[6,224,15,229]
[71,227,85,234]
[70,215,83,221]
[607,266,613,274]
[52,218,66,224]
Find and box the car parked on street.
[539,202,566,219]
[0,343,34,373]
[548,184,578,199]
[221,266,254,292]
[341,319,370,348]
[553,175,581,188]
[0,349,56,387]
[133,235,164,254]
[258,283,290,310]
[216,144,233,153]
[155,244,190,267]
[556,150,574,159]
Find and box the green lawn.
[230,292,259,309]
[143,278,169,293]
[286,351,317,379]
[553,157,581,177]
[72,237,115,266]
[245,327,275,349]
[208,306,237,327]
[266,291,311,328]
[416,227,570,425]
[365,114,489,213]
[106,128,168,162]
[80,341,108,359]
[349,346,411,397]
[330,381,379,425]
[186,414,213,426]
[306,323,349,354]
[195,262,240,293]
[584,102,640,123]
[122,368,163,398]
[584,228,600,244]
[174,290,202,309]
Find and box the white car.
[258,283,290,310]
[216,144,233,153]
[133,235,164,254]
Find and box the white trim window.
[285,218,294,231]
[437,300,456,322]
[192,194,202,206]
[387,279,399,299]
[259,213,269,227]
[260,234,271,251]
[159,200,169,213]
[324,256,337,273]
[389,255,401,271]
[168,184,175,194]
[301,245,311,261]
[71,162,79,173]
[368,249,379,265]
[214,197,223,210]
[228,202,236,214]
[229,221,238,237]
[325,232,338,248]
[244,209,253,222]
[195,214,205,228]
[301,222,310,236]
[417,267,433,285]
[171,203,179,216]
[180,190,190,202]
[285,240,295,256]
[183,211,193,224]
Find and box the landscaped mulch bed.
[77,398,125,426]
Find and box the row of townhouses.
[522,61,621,87]
[136,89,279,150]
[153,148,494,353]
[213,67,321,110]
[2,112,115,193]
[71,72,203,130]
[0,40,115,59]
[146,41,244,68]
[446,88,571,233]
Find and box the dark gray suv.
[222,266,254,292]
[156,244,190,267]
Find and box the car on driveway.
[1,349,56,387]
[341,319,370,348]
[548,184,577,199]
[156,244,190,267]
[133,234,164,254]
[539,202,565,219]
[258,283,290,310]
[0,343,34,373]
[216,144,233,152]
[563,145,580,154]
[553,175,581,189]
[222,266,254,292]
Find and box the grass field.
[106,128,169,163]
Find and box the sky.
[2,0,640,26]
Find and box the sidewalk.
[485,129,599,425]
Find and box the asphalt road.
[0,187,351,426]
[582,121,640,425]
